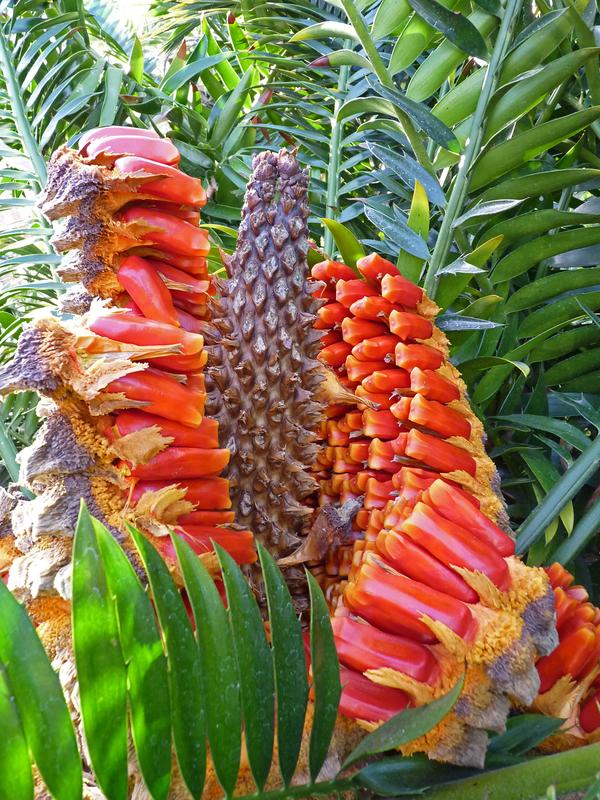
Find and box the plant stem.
[339,0,434,174]
[0,28,47,187]
[422,0,523,298]
[324,63,350,254]
[234,777,358,800]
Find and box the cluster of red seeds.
[78,126,255,566]
[311,254,600,736]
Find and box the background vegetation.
[1,0,600,796]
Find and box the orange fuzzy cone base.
[312,253,558,767]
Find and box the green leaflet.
[96,525,172,800]
[0,667,33,800]
[73,505,127,800]
[471,107,600,191]
[406,0,487,58]
[495,235,600,285]
[307,571,341,782]
[0,578,81,800]
[216,544,275,791]
[172,535,241,797]
[517,435,600,552]
[258,544,309,786]
[345,678,464,769]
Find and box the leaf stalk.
[423,0,523,297]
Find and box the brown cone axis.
[206,151,325,556]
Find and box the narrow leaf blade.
[73,503,127,800]
[96,526,171,800]
[0,660,33,800]
[258,544,309,786]
[307,571,341,782]
[344,677,464,769]
[216,544,274,791]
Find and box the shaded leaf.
[307,571,341,782]
[216,544,274,791]
[406,0,488,58]
[258,544,309,786]
[172,535,241,796]
[73,504,127,800]
[96,525,171,800]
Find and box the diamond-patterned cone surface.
[206,150,325,557]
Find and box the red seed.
[130,447,230,479]
[115,410,219,448]
[364,477,394,509]
[404,429,477,476]
[345,556,475,644]
[352,334,400,362]
[410,367,460,403]
[422,479,514,556]
[170,528,256,565]
[148,260,210,302]
[336,279,378,308]
[389,310,433,341]
[356,253,399,286]
[311,259,356,283]
[319,341,353,367]
[378,529,478,603]
[114,156,206,206]
[314,302,348,329]
[545,562,574,590]
[580,689,600,732]
[363,409,400,439]
[117,255,180,327]
[345,355,388,383]
[120,206,209,256]
[362,369,410,393]
[80,126,158,151]
[400,502,510,591]
[89,311,203,355]
[355,385,394,409]
[381,273,423,307]
[320,330,343,347]
[341,318,389,345]
[86,134,180,165]
[338,665,411,722]
[176,510,236,525]
[332,616,438,682]
[407,394,471,440]
[537,625,598,693]
[106,369,205,427]
[131,477,231,509]
[367,439,397,472]
[396,343,444,371]
[350,295,397,321]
